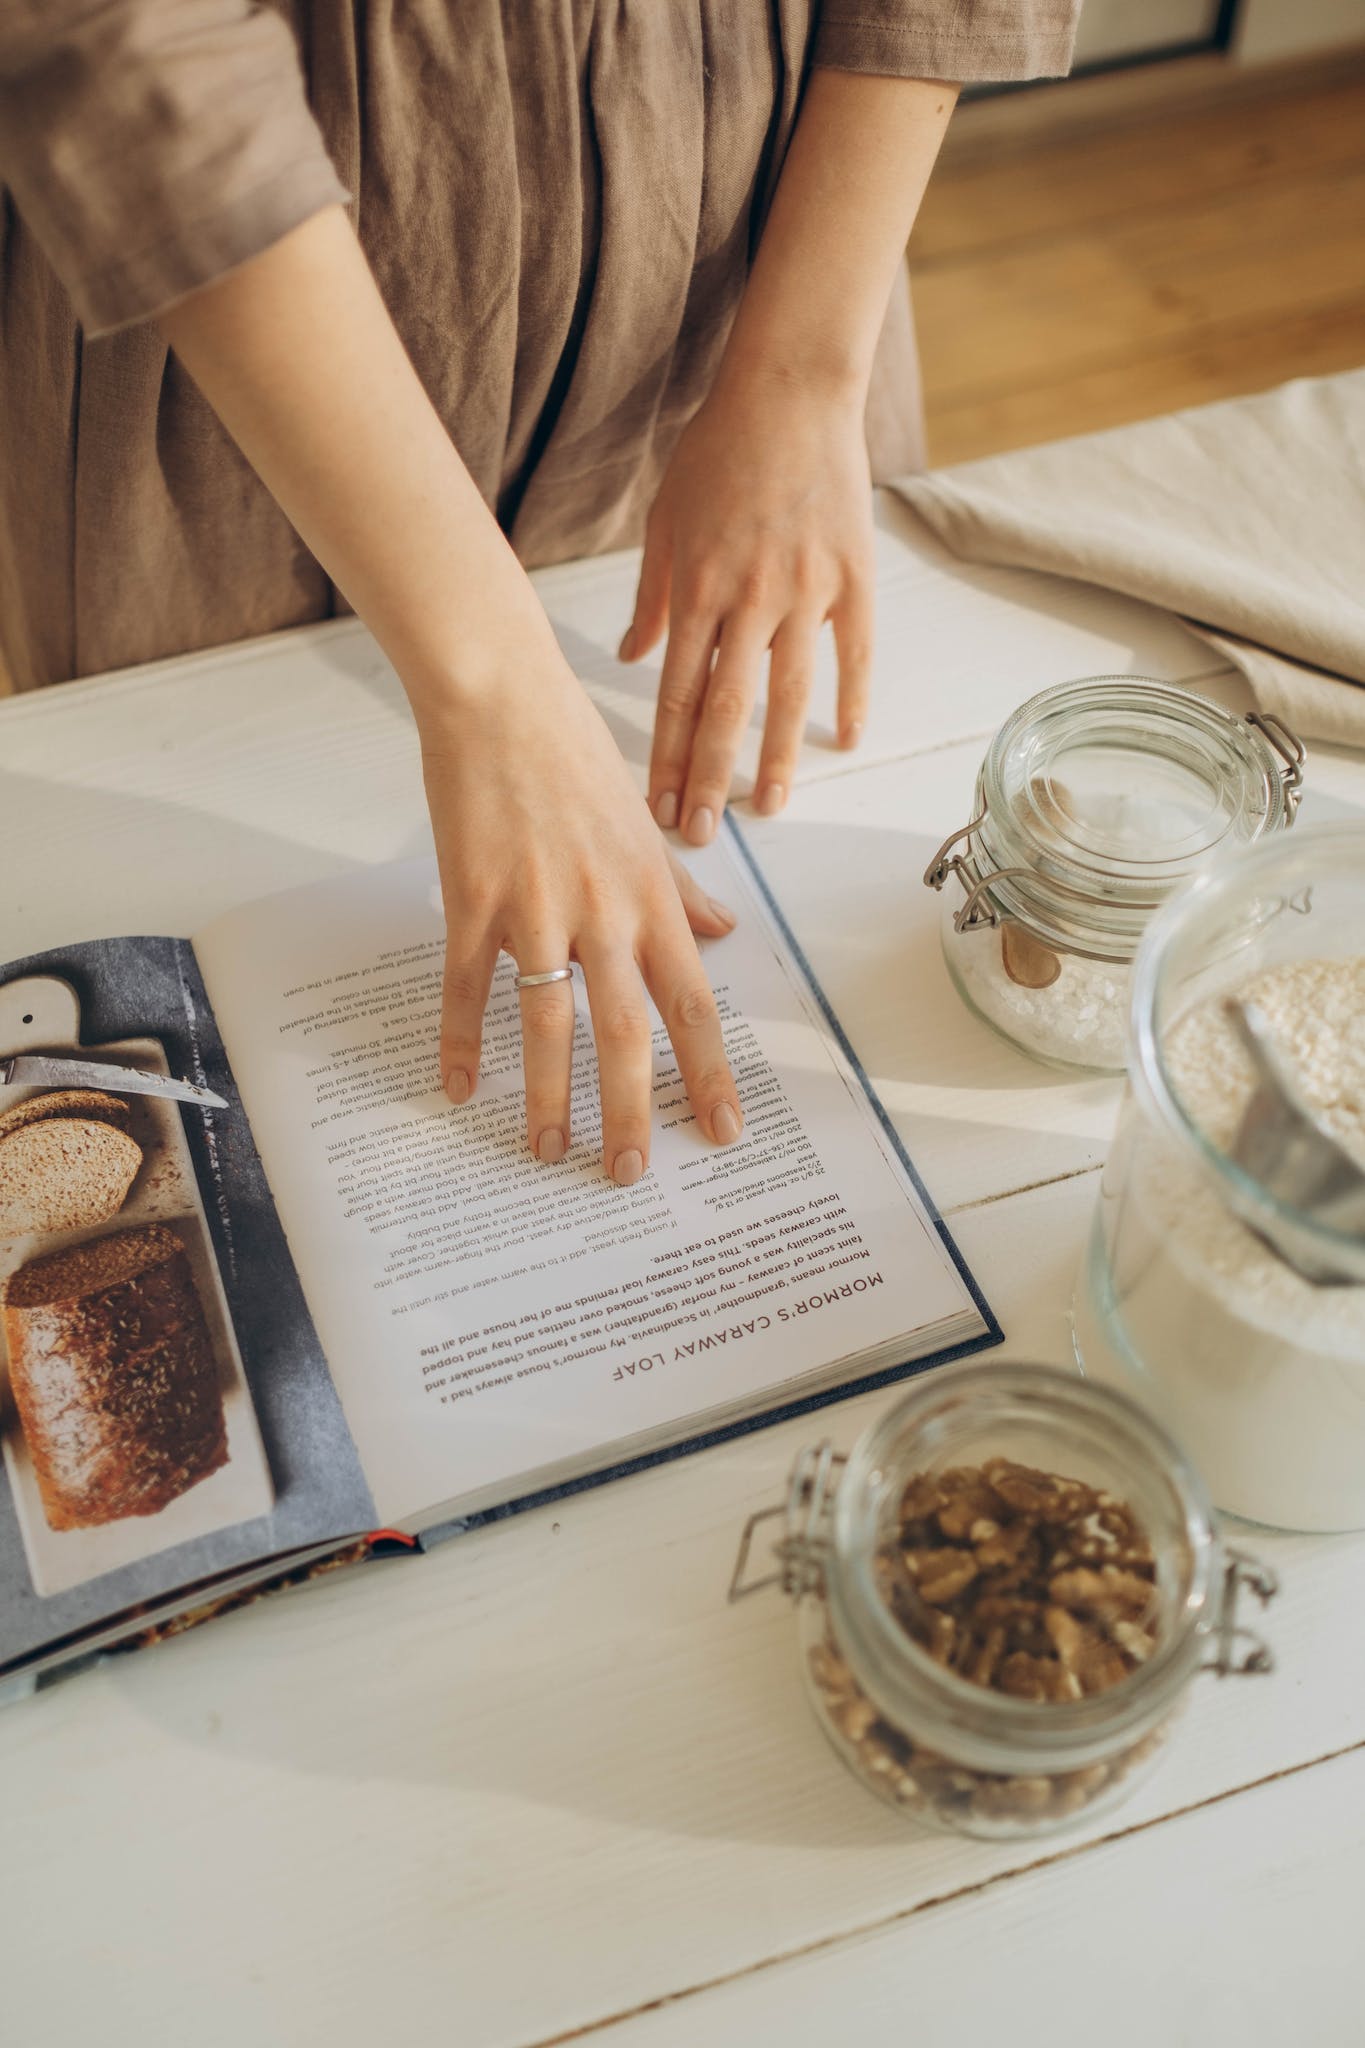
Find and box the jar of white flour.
[925,679,1304,1072]
[1074,825,1365,1531]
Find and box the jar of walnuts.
[729,1363,1278,1840]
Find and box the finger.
[649,607,717,833]
[831,581,873,750]
[514,943,577,1163]
[619,508,672,664]
[679,610,768,846]
[639,910,743,1148]
[578,941,656,1185]
[439,926,500,1105]
[753,612,819,817]
[665,844,736,939]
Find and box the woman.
[0,2,1077,1184]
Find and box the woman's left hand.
[618,367,875,844]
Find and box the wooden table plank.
[585,1739,1365,2048]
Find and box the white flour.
[1081,955,1365,1530]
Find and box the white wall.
[1071,0,1365,68]
[1072,0,1221,66]
[1233,0,1365,62]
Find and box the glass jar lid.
[927,679,1304,961]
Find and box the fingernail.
[711,1102,743,1145]
[686,805,715,847]
[707,896,737,930]
[537,1128,566,1163]
[841,721,864,750]
[656,790,679,831]
[445,1068,471,1104]
[612,1148,644,1187]
[756,781,786,816]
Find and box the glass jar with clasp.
[923,678,1304,1073]
[729,1364,1278,1841]
[1073,824,1365,1531]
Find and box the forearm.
[158,205,551,717]
[163,203,740,1170]
[719,69,957,400]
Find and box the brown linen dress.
[0,1,1078,692]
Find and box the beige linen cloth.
[894,373,1365,748]
[0,0,1080,692]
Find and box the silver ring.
[514,966,575,990]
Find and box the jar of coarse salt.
[1074,824,1365,1532]
[924,678,1305,1072]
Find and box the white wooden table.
[2,493,1363,2048]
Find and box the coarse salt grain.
[948,922,1129,1071]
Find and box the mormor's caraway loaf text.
[2,1223,229,1530]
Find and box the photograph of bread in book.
[6,1223,229,1529]
[0,970,279,1600]
[0,825,999,1694]
[0,943,370,1678]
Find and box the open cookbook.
[0,823,998,1693]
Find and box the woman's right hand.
[415,628,745,1182]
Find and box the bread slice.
[0,1117,143,1237]
[4,1220,185,1307]
[0,1088,132,1140]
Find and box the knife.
[0,1053,228,1110]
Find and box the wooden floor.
[912,54,1365,466]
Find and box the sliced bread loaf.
[0,1116,143,1237]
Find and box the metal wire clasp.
[923,809,987,895]
[728,1441,846,1603]
[922,807,1029,934]
[1203,1548,1280,1677]
[1246,710,1306,820]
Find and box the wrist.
[712,327,871,414]
[399,587,567,731]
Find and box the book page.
[194,833,980,1527]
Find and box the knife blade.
[0,1053,228,1110]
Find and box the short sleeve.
[814,0,1082,83]
[0,0,349,337]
